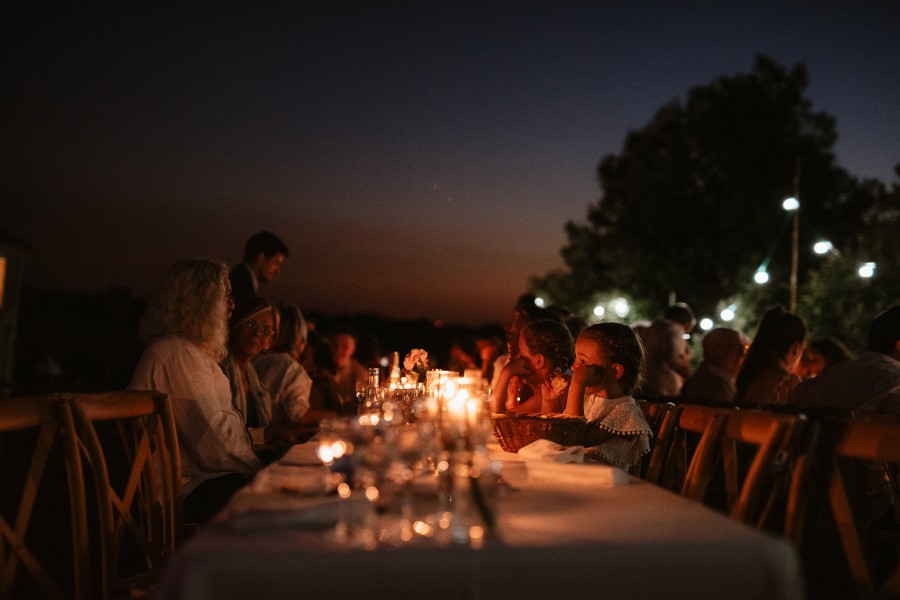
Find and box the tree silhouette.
[534,55,885,324]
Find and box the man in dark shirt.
[229,231,290,300]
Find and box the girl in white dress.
[563,323,652,469]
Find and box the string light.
[813,240,833,255]
[858,262,876,279]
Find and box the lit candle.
[447,389,468,425]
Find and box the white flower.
[550,373,570,394]
[404,348,429,372]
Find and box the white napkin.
[278,443,324,466]
[525,461,631,487]
[225,495,368,531]
[517,439,586,463]
[249,465,334,495]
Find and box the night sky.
[3,2,899,326]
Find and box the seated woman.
[563,323,652,469]
[220,297,311,453]
[129,258,261,523]
[735,305,807,407]
[491,319,574,414]
[253,303,335,425]
[299,329,349,415]
[793,336,853,380]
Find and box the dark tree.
[536,55,876,322]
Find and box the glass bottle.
[389,351,402,387]
[360,368,382,417]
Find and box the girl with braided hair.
[563,322,652,469]
[491,319,574,414]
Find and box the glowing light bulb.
[782,197,799,211]
[720,308,735,321]
[593,305,605,317]
[813,241,833,255]
[699,318,714,331]
[613,298,629,317]
[754,270,769,285]
[858,262,876,278]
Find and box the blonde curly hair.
[138,258,230,361]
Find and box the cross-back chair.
[815,417,900,598]
[0,395,90,600]
[645,403,724,492]
[683,408,807,530]
[633,400,677,477]
[64,390,182,600]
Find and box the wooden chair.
[634,400,677,477]
[646,403,807,531]
[683,408,806,530]
[0,395,90,600]
[64,390,183,600]
[643,403,682,485]
[814,418,900,598]
[647,403,724,493]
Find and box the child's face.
[572,337,609,370]
[572,336,625,396]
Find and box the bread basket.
[491,413,587,453]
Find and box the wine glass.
[315,417,355,543]
[383,420,425,543]
[354,381,367,414]
[349,415,389,549]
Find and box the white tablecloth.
[156,441,804,600]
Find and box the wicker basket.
[491,414,588,453]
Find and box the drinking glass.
[383,420,425,543]
[315,417,355,543]
[350,415,389,548]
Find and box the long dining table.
[156,439,805,600]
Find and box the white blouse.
[129,335,261,495]
[252,352,313,424]
[583,394,652,469]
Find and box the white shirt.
[583,394,652,469]
[129,335,261,496]
[252,352,313,424]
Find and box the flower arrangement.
[550,371,571,395]
[403,348,429,380]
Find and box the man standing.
[229,231,290,300]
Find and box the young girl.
[491,319,574,414]
[564,322,652,469]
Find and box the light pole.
[784,164,801,312]
[782,196,799,312]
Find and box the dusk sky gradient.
[3,2,899,326]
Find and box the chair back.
[647,403,724,492]
[686,408,806,529]
[816,418,900,597]
[634,401,677,477]
[0,395,90,600]
[64,390,182,599]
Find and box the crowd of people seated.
[125,230,900,525]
